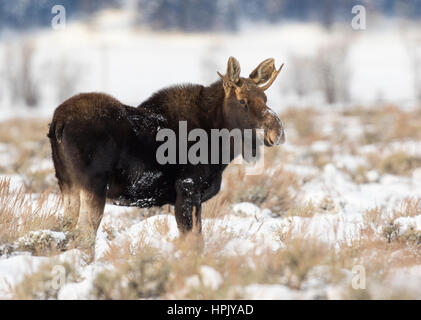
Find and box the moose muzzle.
[263,111,286,147]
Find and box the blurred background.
[1,1,421,300]
[0,0,420,119]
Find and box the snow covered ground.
[1,104,421,299]
[0,11,421,299]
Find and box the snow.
[1,159,421,298]
[242,284,299,300]
[0,255,49,298]
[2,144,421,298]
[199,266,223,290]
[1,12,420,120]
[0,10,421,299]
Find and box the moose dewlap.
[48,57,285,242]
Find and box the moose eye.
[239,99,246,105]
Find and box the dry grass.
[393,198,421,218]
[12,260,80,299]
[2,103,421,300]
[343,105,421,145]
[286,201,317,217]
[92,245,171,299]
[0,119,57,193]
[375,152,421,176]
[218,165,301,215]
[0,178,62,248]
[279,108,323,145]
[90,229,336,299]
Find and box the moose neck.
[202,81,253,162]
[200,81,230,130]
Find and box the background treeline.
[0,0,420,32]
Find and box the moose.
[48,57,285,241]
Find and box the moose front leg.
[175,178,202,234]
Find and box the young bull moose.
[48,57,285,242]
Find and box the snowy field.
[0,11,421,299]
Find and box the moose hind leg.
[62,185,80,230]
[76,188,106,242]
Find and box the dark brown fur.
[48,57,284,240]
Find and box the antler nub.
[259,63,284,91]
[217,71,240,89]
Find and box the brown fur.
[48,57,285,242]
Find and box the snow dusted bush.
[224,165,301,215]
[12,260,80,300]
[377,152,421,176]
[0,178,62,249]
[92,245,171,299]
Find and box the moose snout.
[264,114,286,147]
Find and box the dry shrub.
[393,198,421,218]
[92,244,171,299]
[12,260,80,299]
[220,165,300,215]
[347,165,371,184]
[0,178,62,247]
[0,119,57,193]
[363,206,384,228]
[359,204,421,267]
[95,230,279,299]
[13,230,66,256]
[170,233,334,296]
[305,150,333,169]
[279,108,322,144]
[0,118,49,147]
[346,105,421,144]
[152,214,171,236]
[286,201,316,217]
[201,196,229,219]
[377,152,421,176]
[383,198,421,249]
[277,238,331,289]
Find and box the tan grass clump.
[0,119,57,193]
[278,108,322,145]
[12,260,80,299]
[376,152,421,176]
[345,105,421,144]
[0,178,62,249]
[92,244,171,299]
[220,165,300,215]
[286,201,317,218]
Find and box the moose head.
[217,56,286,147]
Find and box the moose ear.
[226,56,241,84]
[249,58,275,85]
